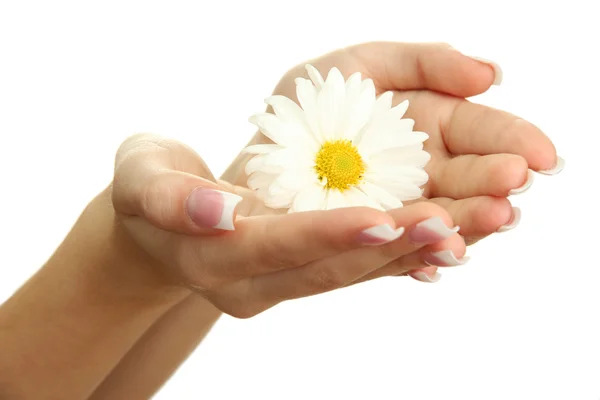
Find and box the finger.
[214,202,460,315]
[112,133,242,234]
[429,196,517,245]
[442,101,563,173]
[186,206,402,289]
[350,41,500,97]
[428,154,531,199]
[408,266,441,283]
[352,234,467,285]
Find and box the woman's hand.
[223,41,563,280]
[112,134,466,318]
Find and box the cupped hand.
[110,134,466,318]
[224,41,563,281]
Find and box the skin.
[0,42,560,399]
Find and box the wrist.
[0,187,189,399]
[82,186,190,303]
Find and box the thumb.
[111,134,243,235]
[115,168,242,234]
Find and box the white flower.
[243,65,430,212]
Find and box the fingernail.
[497,207,521,233]
[538,156,565,175]
[359,224,405,245]
[509,170,535,195]
[186,188,242,231]
[467,56,503,85]
[408,216,459,244]
[410,271,442,283]
[424,250,471,267]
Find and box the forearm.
[0,188,189,399]
[90,294,221,399]
[88,150,260,399]
[86,78,302,397]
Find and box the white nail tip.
[416,216,460,238]
[538,156,565,175]
[509,170,535,195]
[468,56,503,85]
[426,250,471,267]
[362,224,405,243]
[213,191,243,231]
[412,271,442,283]
[497,207,521,233]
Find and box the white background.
[0,1,598,399]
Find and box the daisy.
[243,65,430,212]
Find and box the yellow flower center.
[314,139,365,191]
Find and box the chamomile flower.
[243,65,430,212]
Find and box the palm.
[224,42,560,242]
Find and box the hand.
[223,41,562,281]
[111,134,466,318]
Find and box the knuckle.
[139,176,160,217]
[138,173,181,224]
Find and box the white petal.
[270,168,317,192]
[264,186,297,209]
[360,131,429,157]
[318,67,346,140]
[262,147,314,169]
[249,113,312,148]
[345,72,362,94]
[264,96,318,149]
[247,171,277,190]
[245,154,285,175]
[389,118,415,133]
[391,100,409,119]
[366,165,429,187]
[367,177,424,201]
[296,78,323,142]
[305,64,324,90]
[341,73,363,135]
[359,181,403,210]
[349,79,377,143]
[345,187,385,210]
[325,189,350,210]
[369,146,431,168]
[360,78,376,95]
[292,183,328,212]
[243,144,283,154]
[264,95,303,121]
[374,91,393,114]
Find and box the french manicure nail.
[359,224,405,245]
[538,156,565,175]
[186,188,243,231]
[424,250,471,267]
[509,170,535,195]
[411,271,442,283]
[467,56,503,85]
[497,207,521,233]
[409,216,460,244]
